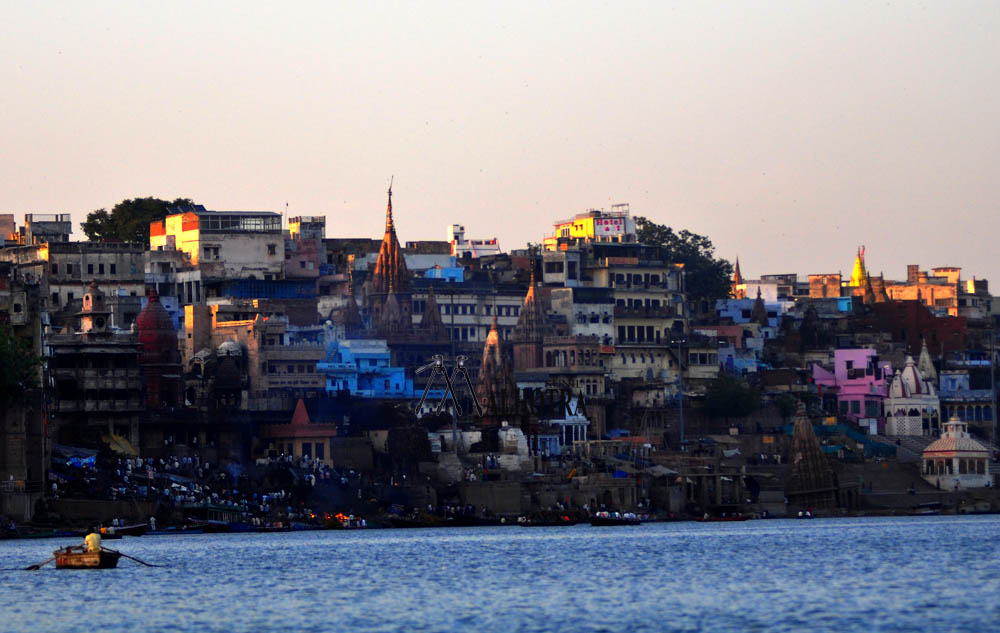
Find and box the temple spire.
[731,257,745,299]
[850,245,868,287]
[385,178,394,233]
[371,180,411,295]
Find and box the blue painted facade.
[317,339,415,398]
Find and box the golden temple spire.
[385,176,394,233]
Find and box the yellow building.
[543,205,636,251]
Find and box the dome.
[924,416,989,455]
[137,288,179,364]
[889,356,935,399]
[218,340,243,357]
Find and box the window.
[110,264,116,274]
[67,292,74,302]
[268,244,277,256]
[851,400,861,414]
[51,264,58,274]
[66,264,73,275]
[98,263,105,274]
[299,261,306,268]
[315,443,324,461]
[51,292,59,305]
[88,264,94,274]
[839,400,848,414]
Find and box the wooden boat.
[53,546,121,569]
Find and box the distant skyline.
[2,2,999,283]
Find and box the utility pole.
[675,336,685,451]
[991,327,996,451]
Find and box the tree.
[635,216,733,301]
[0,325,40,404]
[775,393,799,422]
[705,375,760,422]
[81,197,193,247]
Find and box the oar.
[25,557,54,571]
[102,547,163,567]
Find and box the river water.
[2,516,999,632]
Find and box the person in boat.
[84,526,102,552]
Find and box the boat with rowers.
[53,545,121,569]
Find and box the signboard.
[763,435,774,444]
[595,217,624,235]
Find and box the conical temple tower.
[512,269,549,370]
[335,261,364,338]
[417,285,447,343]
[850,246,868,288]
[863,273,877,306]
[876,272,891,303]
[476,314,509,423]
[369,184,412,337]
[751,287,769,327]
[918,338,937,384]
[784,402,838,510]
[731,257,745,299]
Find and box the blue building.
[317,339,414,398]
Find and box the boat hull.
[53,549,121,569]
[589,517,641,526]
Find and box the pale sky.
[2,2,999,284]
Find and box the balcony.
[613,305,677,318]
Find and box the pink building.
[812,349,892,432]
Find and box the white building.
[884,355,941,436]
[447,224,502,258]
[922,416,991,489]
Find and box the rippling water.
[3,516,999,632]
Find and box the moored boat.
[114,523,149,537]
[589,514,642,527]
[53,546,121,569]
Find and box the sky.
[2,2,999,284]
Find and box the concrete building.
[47,282,143,447]
[885,264,991,320]
[0,241,146,328]
[149,205,285,281]
[19,213,73,245]
[259,399,338,464]
[938,369,994,439]
[448,223,501,259]
[317,339,414,398]
[184,304,325,411]
[285,216,326,281]
[542,204,636,251]
[812,349,891,433]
